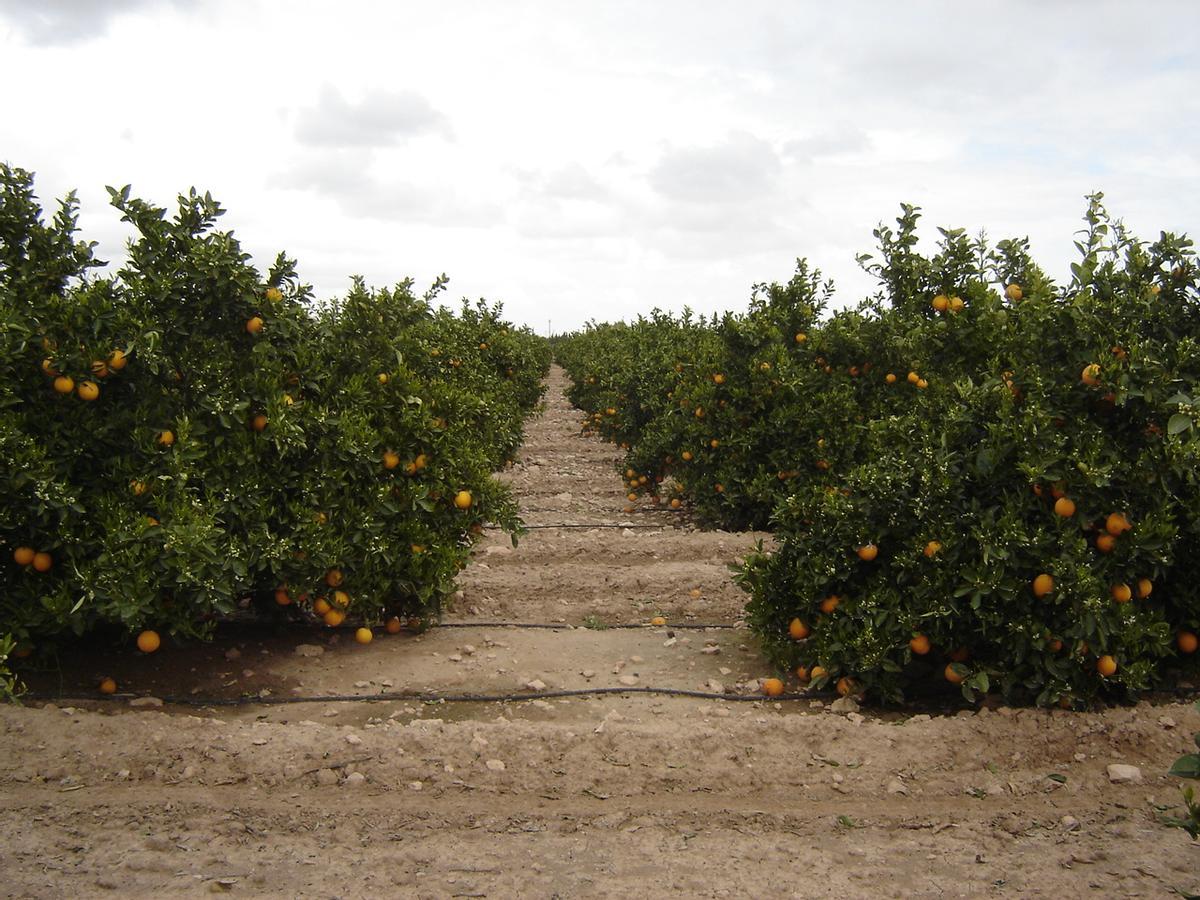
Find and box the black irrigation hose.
[26,685,826,708]
[434,621,736,630]
[485,523,680,530]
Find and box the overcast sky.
[2,1,1197,333]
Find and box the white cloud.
[294,85,452,148]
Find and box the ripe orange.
[681,451,693,461]
[454,490,473,510]
[157,430,175,447]
[836,676,857,697]
[53,375,75,394]
[1105,512,1131,536]
[13,546,35,566]
[41,357,58,376]
[76,380,100,401]
[354,627,373,645]
[1081,364,1101,386]
[948,296,964,313]
[670,498,682,509]
[713,373,725,385]
[916,378,929,390]
[90,360,109,378]
[1096,655,1117,677]
[99,677,117,695]
[1053,497,1076,518]
[759,362,771,372]
[1047,638,1064,653]
[809,665,828,681]
[907,371,919,384]
[931,294,949,312]
[788,618,810,640]
[820,595,840,614]
[1110,583,1132,603]
[710,439,720,449]
[312,597,332,616]
[1178,631,1198,654]
[108,349,128,370]
[1136,578,1152,599]
[761,677,785,697]
[383,451,400,470]
[923,540,942,558]
[323,609,346,627]
[794,665,809,681]
[32,552,52,572]
[1095,533,1117,553]
[694,407,704,418]
[856,543,878,562]
[944,663,965,684]
[131,479,149,496]
[251,414,268,432]
[909,634,931,655]
[885,373,897,384]
[274,587,292,606]
[385,617,403,634]
[650,615,667,626]
[325,568,343,587]
[265,286,283,302]
[1032,573,1054,598]
[246,316,264,334]
[714,483,724,493]
[795,332,807,343]
[136,630,161,653]
[1005,284,1023,302]
[332,590,350,608]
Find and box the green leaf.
[1168,755,1200,780]
[1167,413,1192,436]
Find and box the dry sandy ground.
[1,367,1197,899]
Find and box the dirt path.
[1,367,1198,898]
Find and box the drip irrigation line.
[434,621,737,630]
[26,685,826,708]
[486,523,680,530]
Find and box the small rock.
[353,680,370,688]
[344,772,366,787]
[1061,815,1080,831]
[712,707,731,718]
[886,779,909,795]
[829,696,860,714]
[1074,753,1087,762]
[1158,716,1176,730]
[663,637,677,647]
[315,768,338,786]
[129,697,163,708]
[618,675,639,687]
[448,654,463,662]
[1106,764,1142,784]
[719,667,732,676]
[525,679,547,692]
[462,645,476,656]
[846,712,865,726]
[251,738,268,746]
[224,648,241,661]
[322,708,339,718]
[486,759,506,771]
[832,772,844,784]
[630,655,644,664]
[345,734,362,746]
[580,670,596,679]
[706,680,725,694]
[242,669,255,678]
[701,645,721,655]
[294,644,324,658]
[408,781,423,791]
[531,699,554,711]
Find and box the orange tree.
[559,197,1199,704]
[0,164,549,670]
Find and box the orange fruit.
[385,617,403,634]
[265,286,283,302]
[377,373,389,385]
[794,665,809,681]
[354,627,373,645]
[41,357,58,376]
[1054,497,1076,518]
[325,569,343,588]
[710,439,720,449]
[274,588,292,606]
[694,407,704,418]
[157,430,175,447]
[1032,573,1054,598]
[907,371,919,384]
[12,546,35,566]
[836,676,857,697]
[90,360,110,379]
[1048,638,1064,653]
[809,665,828,681]
[1105,512,1131,536]
[944,663,965,684]
[1136,578,1152,599]
[626,492,638,502]
[312,597,332,616]
[713,373,725,385]
[332,590,350,608]
[383,451,400,470]
[909,634,931,655]
[454,490,473,510]
[1081,364,1101,386]
[130,479,149,496]
[76,380,100,401]
[759,362,771,372]
[788,618,810,640]
[948,296,965,313]
[251,414,268,431]
[650,615,667,626]
[761,677,785,697]
[931,294,949,312]
[98,677,117,695]
[136,630,161,653]
[885,373,897,384]
[794,332,807,343]
[323,609,346,627]
[246,316,264,334]
[1005,284,1023,302]
[916,378,929,390]
[1096,655,1117,677]
[923,541,942,558]
[820,595,840,614]
[1177,631,1198,654]
[53,375,75,394]
[1095,533,1117,553]
[714,483,724,493]
[1110,583,1132,603]
[32,551,52,572]
[108,349,128,370]
[856,543,878,562]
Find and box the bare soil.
[1,367,1197,898]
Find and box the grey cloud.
[294,86,451,148]
[784,125,871,162]
[648,132,781,204]
[0,0,192,45]
[542,164,608,201]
